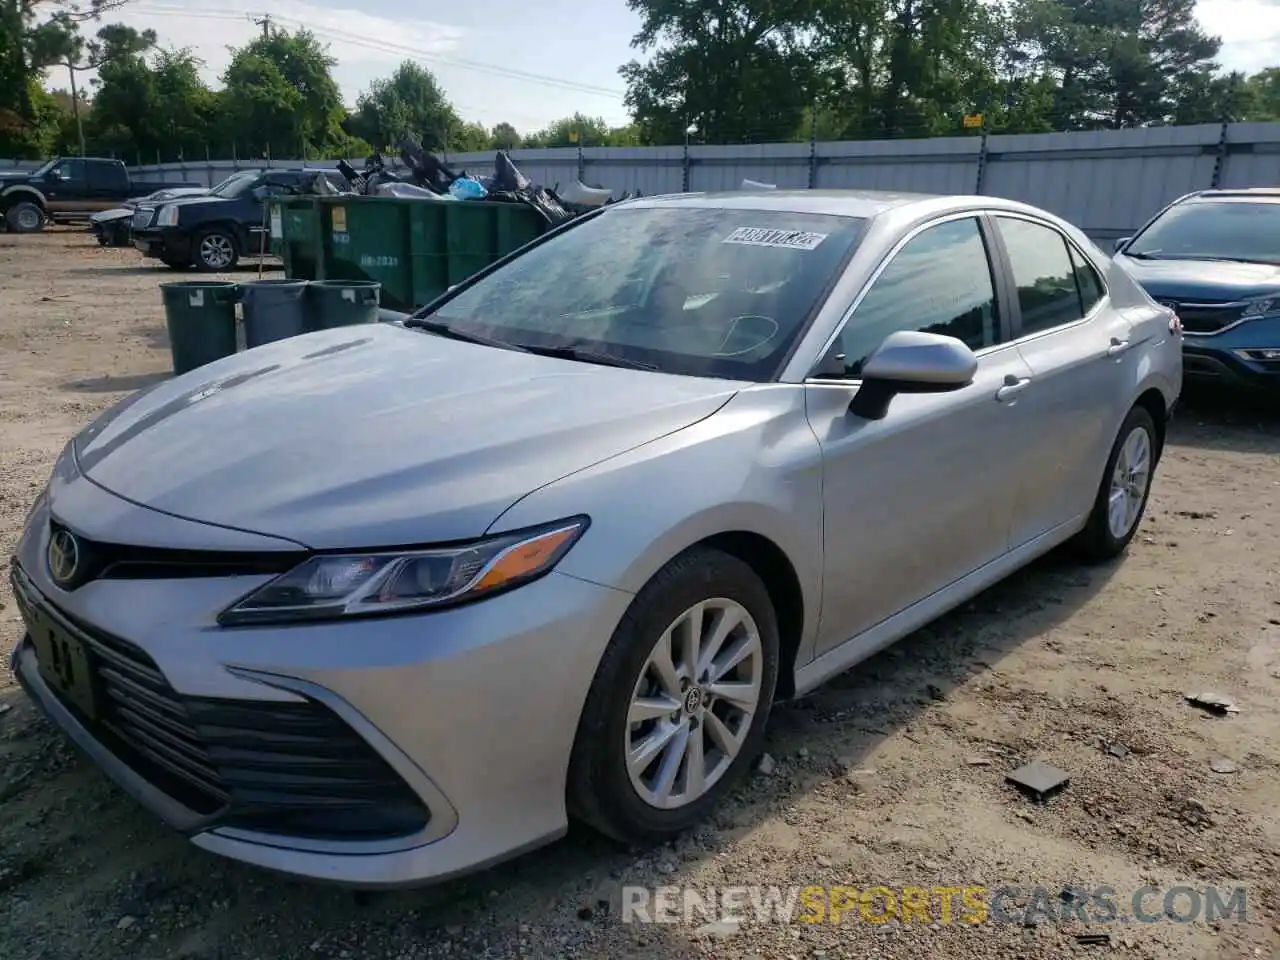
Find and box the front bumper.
[133,227,191,263]
[11,482,631,887]
[1182,318,1280,392]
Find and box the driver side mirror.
[848,330,978,421]
[1113,237,1131,253]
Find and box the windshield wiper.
[404,318,529,352]
[1124,250,1161,260]
[515,343,657,371]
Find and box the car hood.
[72,324,739,549]
[92,208,132,222]
[1116,255,1280,301]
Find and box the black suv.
[131,169,313,271]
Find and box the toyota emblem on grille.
[47,529,81,587]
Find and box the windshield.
[210,172,259,198]
[427,206,865,381]
[1125,198,1280,264]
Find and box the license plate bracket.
[30,613,100,721]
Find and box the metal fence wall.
[8,122,1280,241]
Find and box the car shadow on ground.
[61,372,171,394]
[1169,386,1280,455]
[64,262,282,279]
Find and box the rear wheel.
[568,547,779,844]
[193,228,238,271]
[5,201,46,233]
[1073,405,1158,561]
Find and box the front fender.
[1,185,46,207]
[487,385,826,663]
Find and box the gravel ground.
[1,229,1278,960]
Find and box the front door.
[806,215,1032,655]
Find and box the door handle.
[995,375,1032,402]
[1107,336,1132,357]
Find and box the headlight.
[218,516,589,625]
[1240,297,1278,319]
[156,204,178,227]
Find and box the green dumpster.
[158,281,239,375]
[306,280,382,330]
[270,196,547,312]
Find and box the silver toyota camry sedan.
[10,190,1182,887]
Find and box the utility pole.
[253,14,271,38]
[67,63,86,157]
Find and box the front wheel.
[193,228,238,271]
[1073,405,1158,561]
[5,201,46,233]
[568,547,780,844]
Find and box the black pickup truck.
[0,157,198,233]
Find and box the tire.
[1073,405,1159,562]
[568,547,780,844]
[193,228,239,271]
[5,201,46,234]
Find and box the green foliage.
[5,0,1280,163]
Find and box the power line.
[127,4,626,99]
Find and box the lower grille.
[12,564,431,842]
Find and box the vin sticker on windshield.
[722,226,829,250]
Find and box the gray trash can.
[306,280,382,331]
[240,279,308,348]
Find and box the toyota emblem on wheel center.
[47,528,81,587]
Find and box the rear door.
[86,161,129,209]
[987,214,1135,546]
[806,214,1035,655]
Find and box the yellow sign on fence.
[963,114,984,129]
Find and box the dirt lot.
[1,228,1278,960]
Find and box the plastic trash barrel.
[158,281,239,375]
[240,278,309,348]
[306,280,382,331]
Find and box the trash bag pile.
[325,137,639,227]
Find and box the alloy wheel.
[199,234,234,270]
[1107,425,1152,539]
[625,598,763,810]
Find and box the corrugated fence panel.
[815,137,980,194]
[1220,123,1280,187]
[586,146,685,196]
[14,122,1280,230]
[688,142,812,191]
[982,126,1221,238]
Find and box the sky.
[44,0,1280,137]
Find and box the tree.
[524,113,613,147]
[220,28,352,157]
[0,0,131,157]
[1008,0,1223,129]
[349,60,460,151]
[490,121,521,150]
[619,0,820,145]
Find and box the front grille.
[12,564,431,842]
[47,518,307,586]
[1156,299,1242,335]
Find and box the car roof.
[618,189,1054,221]
[1185,187,1280,200]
